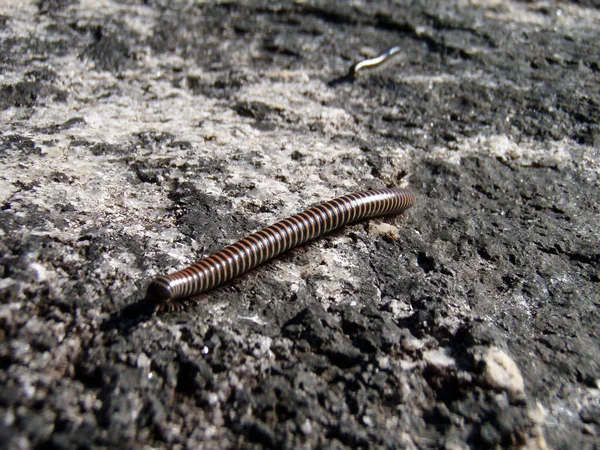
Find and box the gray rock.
[1,0,598,448]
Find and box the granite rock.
[1,0,598,448]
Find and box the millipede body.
[146,188,415,308]
[349,46,402,77]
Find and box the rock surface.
[1,0,599,448]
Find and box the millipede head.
[145,278,174,308]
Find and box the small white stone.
[206,392,219,406]
[21,375,36,399]
[423,348,456,368]
[168,325,182,341]
[369,222,398,240]
[137,352,151,369]
[0,278,16,290]
[402,337,424,352]
[300,419,312,435]
[376,355,390,370]
[29,263,47,281]
[483,347,525,398]
[400,359,418,371]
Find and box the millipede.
[349,46,402,78]
[146,188,415,310]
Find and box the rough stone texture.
[0,0,598,449]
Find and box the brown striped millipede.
[146,188,415,310]
[349,46,402,78]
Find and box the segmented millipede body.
[146,188,415,310]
